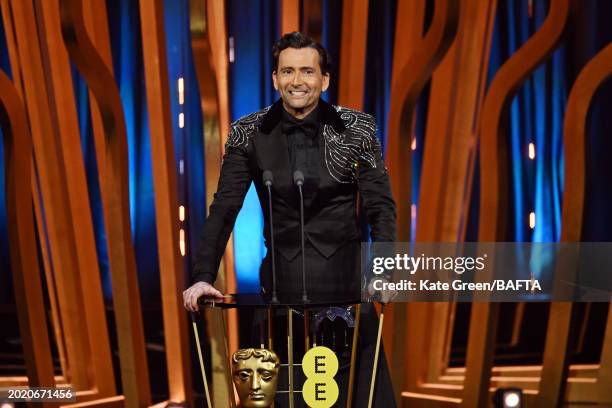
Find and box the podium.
[191,293,385,408]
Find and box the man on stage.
[183,32,397,407]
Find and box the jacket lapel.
[253,119,297,207]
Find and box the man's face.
[232,356,279,407]
[273,47,330,119]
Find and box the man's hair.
[272,32,331,75]
[232,348,280,367]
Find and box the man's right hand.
[183,281,224,312]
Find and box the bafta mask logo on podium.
[231,348,280,408]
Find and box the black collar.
[259,98,346,134]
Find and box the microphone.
[293,170,309,303]
[263,169,273,186]
[293,170,304,186]
[263,170,278,303]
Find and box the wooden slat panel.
[280,0,299,35]
[0,376,65,387]
[476,0,569,239]
[138,0,192,404]
[32,170,70,381]
[36,0,116,395]
[370,362,603,403]
[419,0,497,244]
[391,0,426,88]
[399,366,602,404]
[302,0,322,43]
[0,0,22,87]
[1,0,70,385]
[337,0,368,109]
[81,0,112,200]
[204,0,239,362]
[463,1,569,407]
[599,305,612,404]
[206,0,230,142]
[60,0,152,405]
[386,0,459,400]
[61,396,125,408]
[387,0,459,242]
[0,70,55,399]
[460,302,499,408]
[78,0,150,399]
[543,42,612,407]
[189,0,235,405]
[416,0,497,387]
[10,0,92,389]
[385,1,426,401]
[189,0,222,221]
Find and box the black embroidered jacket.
[192,99,396,285]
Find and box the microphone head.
[263,170,273,186]
[293,170,304,186]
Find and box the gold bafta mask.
[231,348,280,408]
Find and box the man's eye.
[238,372,251,380]
[304,70,314,75]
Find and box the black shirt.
[282,106,320,200]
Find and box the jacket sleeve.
[356,115,397,242]
[191,138,252,284]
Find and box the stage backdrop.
[1,0,611,300]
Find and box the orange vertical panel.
[0,0,22,87]
[189,1,236,405]
[338,0,368,110]
[542,42,612,407]
[463,1,569,407]
[387,0,427,355]
[416,0,497,387]
[206,0,230,143]
[139,0,192,404]
[599,304,612,404]
[36,0,116,396]
[386,0,459,242]
[60,0,152,405]
[391,0,426,87]
[82,0,114,201]
[385,2,427,400]
[204,0,239,359]
[386,0,459,399]
[302,0,323,43]
[280,0,299,35]
[1,0,70,386]
[10,0,92,389]
[0,71,55,401]
[418,0,497,243]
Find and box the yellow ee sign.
[302,346,339,407]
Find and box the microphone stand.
[263,170,279,303]
[293,170,309,303]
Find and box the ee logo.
[302,346,339,407]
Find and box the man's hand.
[183,281,224,312]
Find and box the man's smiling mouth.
[289,90,308,97]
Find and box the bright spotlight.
[493,388,522,408]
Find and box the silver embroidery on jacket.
[224,105,381,184]
[323,106,379,183]
[225,107,270,148]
